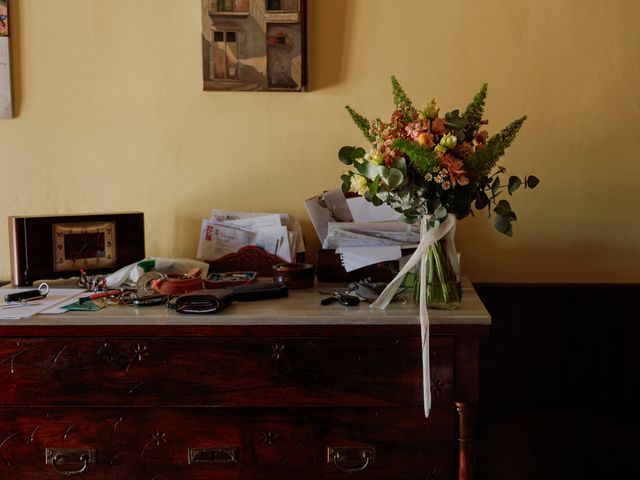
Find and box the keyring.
[38,283,50,297]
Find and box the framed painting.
[201,0,306,92]
[0,0,8,37]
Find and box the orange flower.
[417,132,435,147]
[431,118,446,135]
[439,153,469,186]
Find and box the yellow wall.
[1,0,639,282]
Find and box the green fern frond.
[391,76,413,111]
[462,83,488,141]
[466,115,527,179]
[345,105,375,143]
[391,138,438,176]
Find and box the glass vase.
[410,231,462,310]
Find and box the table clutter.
[305,189,419,272]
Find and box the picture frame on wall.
[0,0,9,37]
[201,0,307,92]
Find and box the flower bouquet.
[339,77,538,308]
[338,77,538,417]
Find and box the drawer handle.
[327,447,375,473]
[188,447,239,464]
[45,448,96,477]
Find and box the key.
[320,293,360,306]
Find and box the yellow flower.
[423,98,440,119]
[365,150,384,165]
[435,133,458,153]
[349,173,369,196]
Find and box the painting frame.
[0,0,9,37]
[201,0,307,92]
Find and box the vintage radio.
[8,212,145,286]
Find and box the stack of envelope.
[197,209,305,263]
[304,190,419,272]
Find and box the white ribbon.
[370,214,456,417]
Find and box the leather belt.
[151,274,203,296]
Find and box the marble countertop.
[0,279,490,327]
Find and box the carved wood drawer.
[0,407,455,479]
[0,336,453,407]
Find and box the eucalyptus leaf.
[444,110,467,131]
[494,199,512,216]
[475,191,490,210]
[494,214,514,236]
[338,146,355,165]
[393,156,408,173]
[353,147,366,160]
[434,206,447,219]
[508,176,522,195]
[341,173,352,193]
[387,168,404,188]
[355,160,384,180]
[491,177,501,196]
[526,175,540,189]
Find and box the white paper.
[337,246,403,272]
[323,221,420,249]
[346,196,399,222]
[223,213,282,230]
[211,209,305,254]
[0,288,86,319]
[197,220,257,261]
[255,225,291,261]
[304,189,353,243]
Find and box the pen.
[78,290,122,304]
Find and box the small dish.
[204,271,257,288]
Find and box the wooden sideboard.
[0,280,490,479]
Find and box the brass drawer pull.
[188,447,239,464]
[45,448,96,477]
[327,446,375,473]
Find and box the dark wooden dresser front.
[0,281,490,479]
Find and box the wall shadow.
[305,0,349,91]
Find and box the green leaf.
[444,110,467,131]
[491,177,501,196]
[387,168,404,188]
[393,156,407,174]
[391,76,413,111]
[494,214,513,236]
[369,175,380,196]
[508,176,522,195]
[462,83,488,142]
[338,146,354,165]
[345,106,375,143]
[494,199,512,216]
[353,147,366,159]
[371,195,384,206]
[475,191,490,210]
[391,138,438,175]
[354,160,384,180]
[401,215,418,224]
[341,173,352,193]
[464,115,527,180]
[434,206,447,219]
[526,175,540,189]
